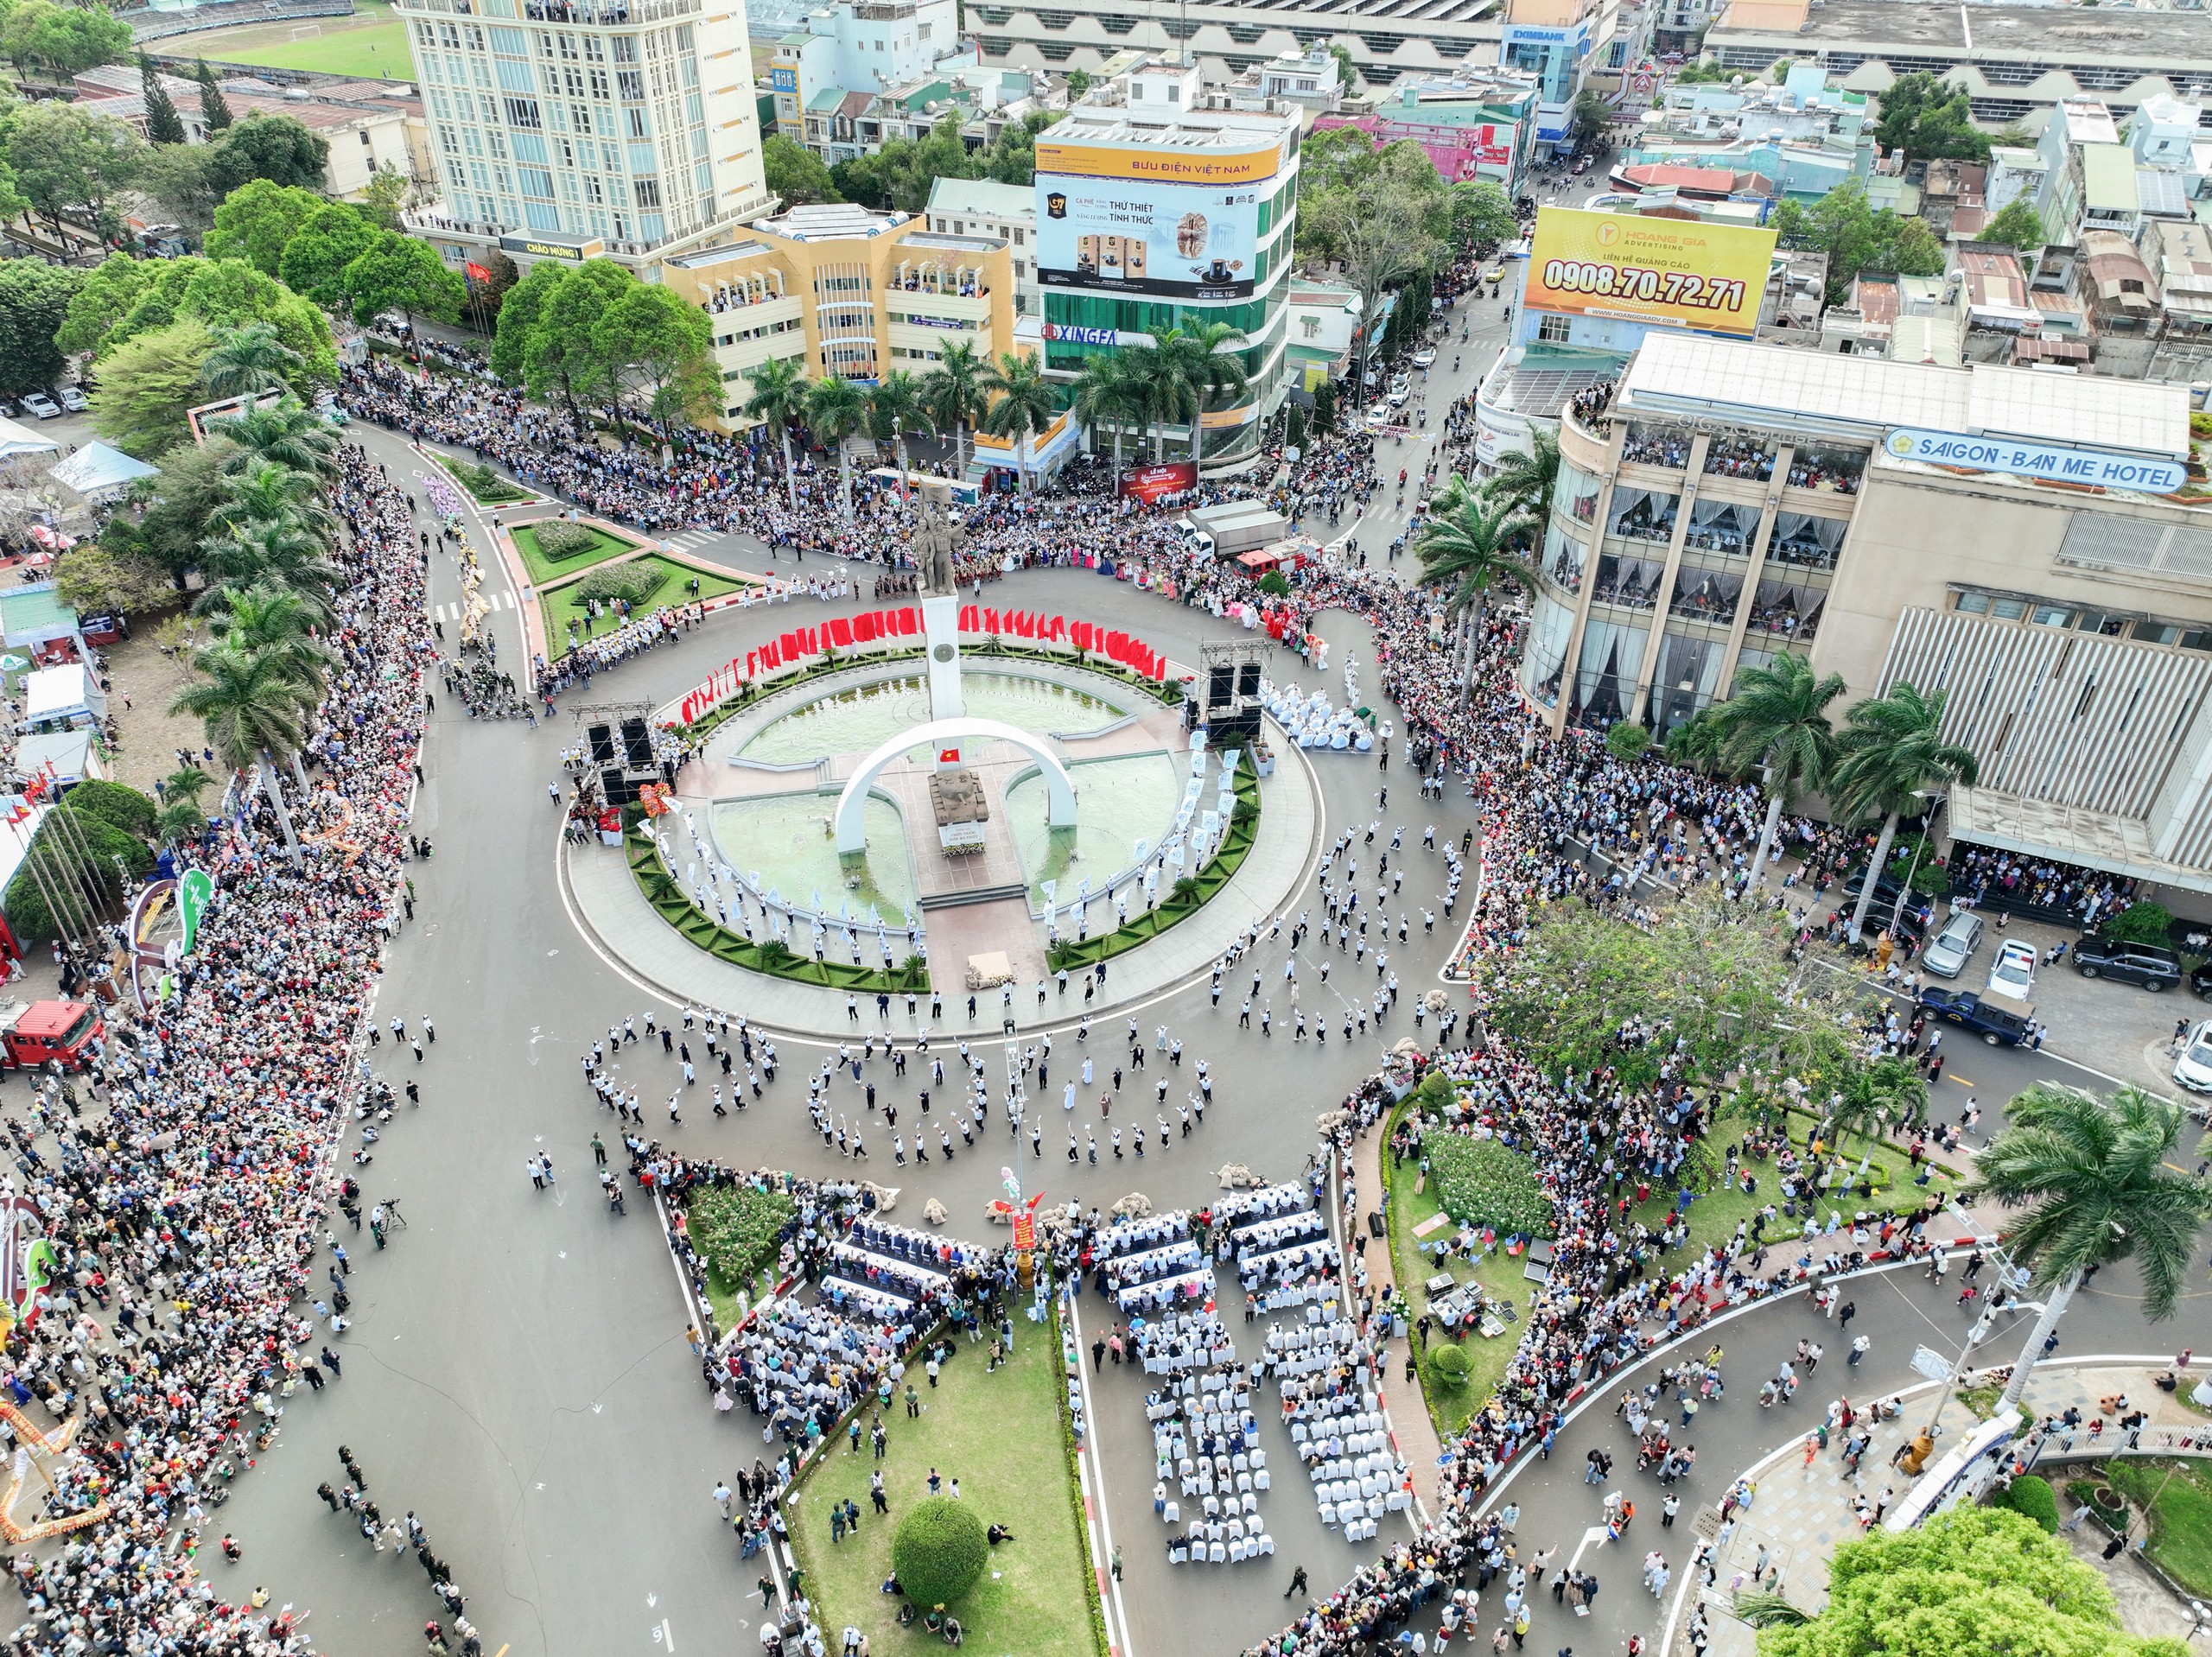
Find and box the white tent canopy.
[21,663,105,729]
[0,418,59,465]
[48,442,156,502]
[14,730,102,786]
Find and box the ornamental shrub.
[1257,571,1291,598]
[2103,901,2175,948]
[63,778,157,838]
[683,1185,795,1288]
[1993,1475,2060,1534]
[578,561,666,606]
[1605,721,1651,762]
[1426,1132,1551,1239]
[534,519,601,560]
[1427,1343,1471,1387]
[890,1497,988,1609]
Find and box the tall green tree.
[804,372,870,519]
[204,113,327,195]
[55,251,152,355]
[0,0,130,79]
[762,133,837,206]
[1828,682,1978,942]
[1707,652,1847,895]
[343,229,465,333]
[202,179,321,275]
[1160,322,1250,469]
[170,643,308,851]
[1872,72,1991,165]
[1969,1082,2212,1414]
[864,368,932,485]
[276,200,376,309]
[1446,179,1517,249]
[1771,181,1947,305]
[205,397,339,482]
[976,350,1059,493]
[593,282,716,434]
[742,353,811,512]
[1979,196,2046,256]
[921,341,988,478]
[1481,428,1560,529]
[200,582,334,706]
[134,143,217,235]
[489,258,566,384]
[1412,475,1530,702]
[522,256,632,416]
[0,257,78,395]
[139,54,187,146]
[194,514,340,622]
[208,457,337,549]
[3,101,141,247]
[88,316,215,457]
[194,59,232,133]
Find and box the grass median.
[785,1324,1096,1657]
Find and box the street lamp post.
[1887,789,1946,942]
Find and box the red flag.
[855,613,879,643]
[960,605,979,632]
[899,608,919,636]
[984,607,1002,635]
[938,747,961,764]
[1048,615,1067,640]
[828,617,854,649]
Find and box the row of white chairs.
[1168,1532,1275,1564]
[1307,1449,1398,1489]
[1332,1514,1382,1543]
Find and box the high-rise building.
[395,0,775,273]
[1033,64,1300,473]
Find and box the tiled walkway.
[1667,1362,2212,1657]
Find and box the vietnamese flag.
[938,746,961,764]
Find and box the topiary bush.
[890,1497,989,1609]
[1993,1474,2060,1533]
[1426,1132,1551,1238]
[1427,1343,1471,1387]
[61,778,156,838]
[1257,571,1291,598]
[534,519,602,560]
[0,804,157,942]
[577,562,666,607]
[1605,721,1651,763]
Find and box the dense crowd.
[0,443,431,1657]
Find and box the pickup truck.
[1916,986,2033,1046]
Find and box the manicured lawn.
[512,521,635,587]
[786,1321,1096,1657]
[184,0,411,80]
[542,555,753,653]
[1384,1129,1539,1435]
[2106,1459,2212,1597]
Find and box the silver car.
[1921,911,1983,979]
[2174,1019,2212,1098]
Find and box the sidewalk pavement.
[1667,1362,2212,1657]
[561,733,1321,1040]
[1340,1120,1447,1515]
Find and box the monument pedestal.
[923,594,964,735]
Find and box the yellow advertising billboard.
[1033,139,1286,187]
[1524,208,1777,337]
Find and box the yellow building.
[660,201,1016,430]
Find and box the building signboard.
[1039,174,1262,299]
[1883,428,2186,493]
[498,232,604,263]
[1524,208,1775,337]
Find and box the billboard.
[1524,207,1776,337]
[1120,462,1197,502]
[1039,175,1260,300]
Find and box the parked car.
[0,397,17,417]
[1916,987,2035,1046]
[2072,934,2183,992]
[1987,938,2038,1001]
[55,386,87,413]
[1411,347,1437,369]
[18,393,60,420]
[2189,961,2212,1002]
[2172,1019,2212,1096]
[1921,910,1984,979]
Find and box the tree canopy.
[276,200,377,308]
[203,113,328,195]
[828,108,1064,211]
[0,0,132,79]
[87,317,216,457]
[1771,181,1945,304]
[1758,1508,2189,1657]
[1872,73,1992,165]
[0,257,78,394]
[1979,197,2046,256]
[202,178,323,274]
[763,133,836,206]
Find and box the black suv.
[2073,936,2183,992]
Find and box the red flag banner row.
[674,606,1169,726]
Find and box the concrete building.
[78,64,431,200]
[766,0,974,151]
[1522,330,2212,896]
[1313,74,1541,194]
[1033,75,1299,472]
[1703,0,2212,134]
[393,0,774,271]
[925,176,1037,314]
[659,200,1013,429]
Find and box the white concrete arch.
[834,717,1077,854]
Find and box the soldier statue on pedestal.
[913,484,962,596]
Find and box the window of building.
[1955,591,1990,614]
[1989,598,2028,620]
[2030,604,2071,627]
[1535,314,1570,343]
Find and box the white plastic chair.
[1255,1469,1272,1491]
[1258,1533,1275,1556]
[1165,1501,1180,1524]
[1209,1541,1226,1564]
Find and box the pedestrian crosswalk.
[431,591,520,622]
[666,528,720,550]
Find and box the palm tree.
[1070,353,1144,479]
[209,460,340,550]
[1411,475,1531,703]
[1828,683,1980,943]
[1484,428,1560,529]
[742,356,810,512]
[977,351,1060,493]
[1120,338,1192,464]
[922,342,988,479]
[207,397,340,481]
[1970,1082,2212,1413]
[805,373,871,521]
[170,645,308,852]
[195,518,341,623]
[157,766,214,812]
[200,322,301,400]
[865,370,933,488]
[1827,1055,1927,1190]
[1159,323,1250,469]
[203,583,335,706]
[1709,653,1846,895]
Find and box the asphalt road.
[206,327,2206,1657]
